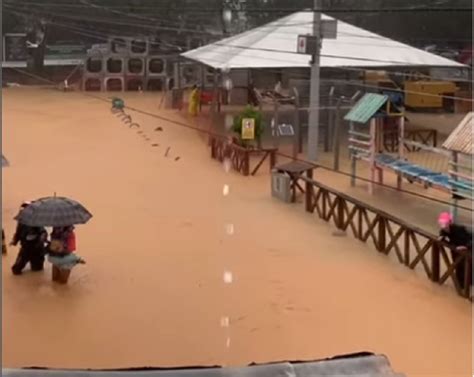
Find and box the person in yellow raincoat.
[188,85,200,116]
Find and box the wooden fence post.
[377,217,386,252]
[243,150,250,176]
[404,229,410,266]
[431,242,440,283]
[357,207,363,240]
[336,197,344,230]
[305,180,314,213]
[322,190,328,220]
[270,150,276,170]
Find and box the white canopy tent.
[182,11,465,70]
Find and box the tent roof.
[182,11,465,70]
[443,112,473,155]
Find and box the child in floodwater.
[47,226,85,282]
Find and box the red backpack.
[66,231,76,253]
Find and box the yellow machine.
[364,71,399,90]
[363,71,458,111]
[404,80,457,110]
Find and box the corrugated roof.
[344,93,388,124]
[182,11,465,70]
[443,112,473,155]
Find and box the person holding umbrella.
[11,202,47,275]
[15,195,92,284]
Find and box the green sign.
[45,44,87,59]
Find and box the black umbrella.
[14,196,92,227]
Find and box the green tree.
[232,105,264,147]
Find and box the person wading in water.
[11,202,47,275]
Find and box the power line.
[5,1,473,34]
[211,41,457,66]
[8,3,468,74]
[5,66,473,212]
[77,0,213,33]
[5,5,472,102]
[219,62,473,103]
[3,4,223,36]
[6,3,473,46]
[4,1,472,12]
[20,16,472,100]
[23,25,468,105]
[184,52,472,102]
[1,3,313,34]
[36,17,473,87]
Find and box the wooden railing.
[210,137,277,176]
[384,128,438,153]
[303,177,472,299]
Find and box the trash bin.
[271,169,292,203]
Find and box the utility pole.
[307,0,322,161]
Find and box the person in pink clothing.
[438,212,472,291]
[47,226,85,283]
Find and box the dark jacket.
[12,223,30,247]
[14,224,46,250]
[440,224,472,250]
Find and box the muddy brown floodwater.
[2,88,472,377]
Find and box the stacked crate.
[125,37,148,91]
[146,55,167,91]
[104,37,127,91]
[83,37,148,92]
[83,36,203,92]
[83,44,107,91]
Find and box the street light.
[222,8,232,35]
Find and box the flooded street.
[2,88,472,376]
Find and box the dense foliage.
[232,105,264,147]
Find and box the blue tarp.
[375,154,453,190]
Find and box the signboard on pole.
[45,43,87,60]
[241,118,255,140]
[297,35,318,55]
[297,35,307,54]
[297,20,337,54]
[321,19,338,39]
[3,33,27,62]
